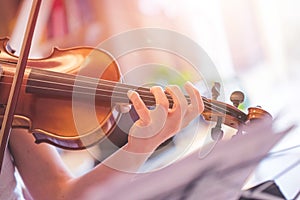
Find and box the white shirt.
[0,149,24,200]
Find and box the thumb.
[115,103,132,113]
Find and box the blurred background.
[1,0,300,199]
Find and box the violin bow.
[0,0,42,173]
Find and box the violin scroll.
[201,88,272,140]
[247,106,272,122]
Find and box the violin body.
[0,37,122,149]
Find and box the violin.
[0,37,272,150]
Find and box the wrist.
[124,140,158,154]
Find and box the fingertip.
[151,86,169,111]
[184,81,200,96]
[127,90,142,106]
[184,82,204,113]
[150,85,163,93]
[185,81,193,87]
[127,90,137,99]
[184,81,196,91]
[127,90,133,97]
[165,85,179,94]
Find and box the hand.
[126,81,204,153]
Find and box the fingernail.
[127,90,133,97]
[127,90,134,97]
[186,81,192,86]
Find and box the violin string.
[0,74,178,105]
[0,70,230,115]
[0,79,229,118]
[1,72,176,102]
[27,84,223,114]
[29,69,187,101]
[32,69,230,115]
[1,67,163,96]
[0,77,231,118]
[2,68,181,105]
[21,84,227,115]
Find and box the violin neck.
[26,68,177,108]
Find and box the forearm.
[63,143,154,199]
[10,129,152,200]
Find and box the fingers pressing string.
[127,90,151,125]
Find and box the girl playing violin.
[1,81,204,200]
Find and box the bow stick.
[0,0,42,173]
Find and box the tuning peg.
[211,126,224,141]
[230,91,244,108]
[211,82,221,100]
[211,117,224,141]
